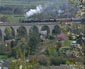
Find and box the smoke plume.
[25,0,69,18]
[26,5,44,17]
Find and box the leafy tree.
[4,27,15,40]
[29,32,40,55]
[17,26,27,39]
[28,26,40,54]
[46,45,66,66]
[9,48,39,69]
[52,25,61,35]
[29,26,39,34]
[68,1,85,68]
[10,37,29,57]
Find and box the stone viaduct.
[0,22,61,35]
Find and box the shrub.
[37,54,50,66]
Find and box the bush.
[50,56,66,66]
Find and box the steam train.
[21,19,56,23]
[21,18,85,23]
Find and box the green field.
[0,0,68,8]
[0,14,25,22]
[0,55,8,59]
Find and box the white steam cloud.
[26,5,44,17]
[58,9,64,14]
